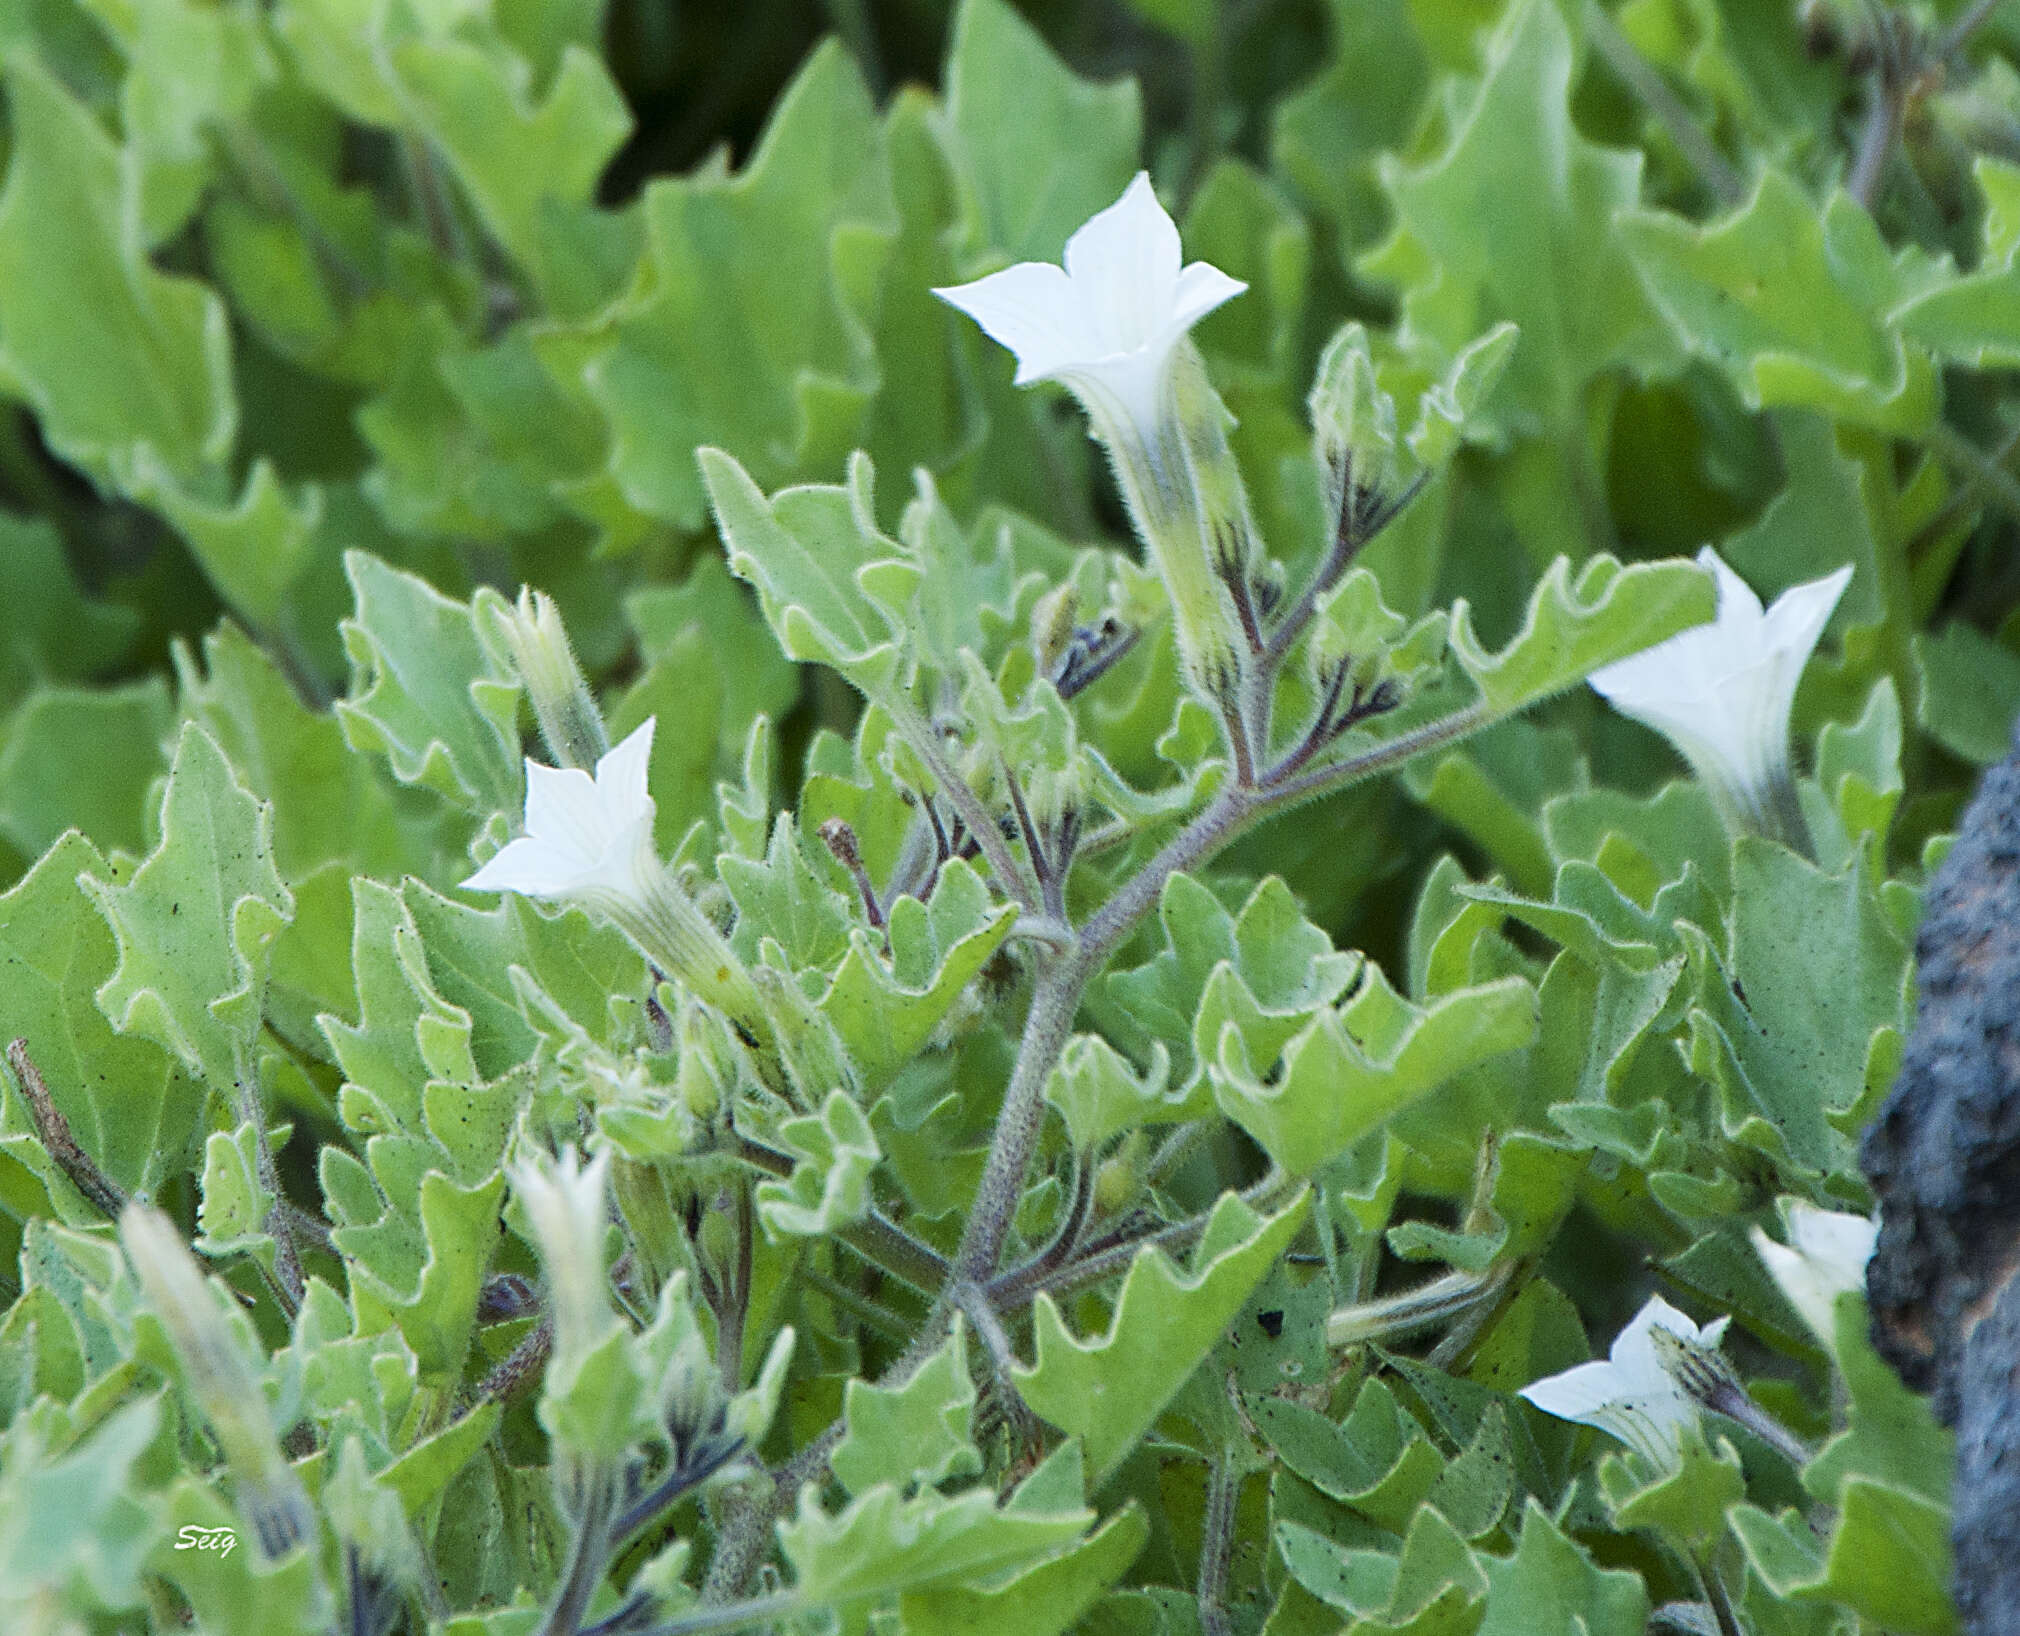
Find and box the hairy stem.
[1197,1446,1242,1636]
[731,1132,949,1292]
[886,696,1039,910]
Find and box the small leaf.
[1013,1188,1309,1489]
[831,1322,982,1497]
[82,723,293,1095]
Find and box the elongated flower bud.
[120,1203,314,1560]
[490,586,609,773]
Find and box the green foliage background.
[0,0,2014,1630]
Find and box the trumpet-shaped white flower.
[933,172,1246,450]
[463,718,772,1045]
[1588,549,1852,844]
[1519,1296,1730,1468]
[1751,1199,1878,1346]
[464,718,658,904]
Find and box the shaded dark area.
[1862,739,2020,1634]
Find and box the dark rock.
[1862,744,2020,1632]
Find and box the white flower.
[463,718,658,905]
[511,1146,615,1374]
[933,172,1246,450]
[1751,1199,1878,1346]
[1588,549,1852,841]
[1519,1295,1730,1468]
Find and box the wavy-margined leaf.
[586,44,896,528]
[1104,873,1361,1089]
[755,1089,882,1242]
[1013,1188,1309,1489]
[777,1477,1094,1628]
[1211,964,1535,1179]
[818,858,1017,1087]
[0,835,205,1210]
[323,1151,504,1382]
[1892,156,2020,369]
[1621,171,1940,433]
[702,448,922,698]
[1256,1379,1444,1534]
[1448,554,1715,716]
[0,680,174,863]
[1045,1034,1196,1153]
[936,0,1140,268]
[895,1501,1147,1636]
[1729,1481,1955,1636]
[335,553,523,817]
[1277,1503,1486,1622]
[831,1322,981,1498]
[1476,1502,1650,1636]
[1682,839,1911,1176]
[1361,0,1677,443]
[0,57,235,486]
[81,724,293,1096]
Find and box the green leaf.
[755,1088,882,1243]
[1449,554,1716,716]
[1620,172,1938,433]
[1892,157,2020,369]
[702,447,919,697]
[895,1501,1148,1636]
[0,679,174,861]
[1603,1435,1747,1551]
[0,1395,163,1611]
[831,1322,982,1497]
[1045,1034,1193,1153]
[586,43,896,528]
[0,513,137,712]
[1106,873,1361,1090]
[176,622,415,881]
[1013,1188,1309,1489]
[0,57,235,484]
[778,1478,1094,1623]
[1475,1502,1649,1636]
[0,833,205,1203]
[386,37,631,304]
[1684,839,1910,1175]
[1270,0,1429,252]
[1913,622,2020,766]
[818,857,1018,1088]
[82,723,293,1095]
[1254,1379,1445,1533]
[335,551,523,816]
[1210,963,1536,1178]
[937,0,1141,267]
[1362,0,1676,442]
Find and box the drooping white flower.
[1751,1199,1878,1346]
[1588,549,1852,844]
[933,172,1246,451]
[464,718,658,905]
[1519,1295,1730,1468]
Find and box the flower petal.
[1062,172,1181,355]
[462,833,589,898]
[596,717,658,827]
[1519,1358,1628,1425]
[1761,563,1853,671]
[1171,260,1248,333]
[934,261,1089,384]
[524,760,613,874]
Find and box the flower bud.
[510,1146,618,1381]
[489,586,608,773]
[119,1203,314,1559]
[1309,323,1398,531]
